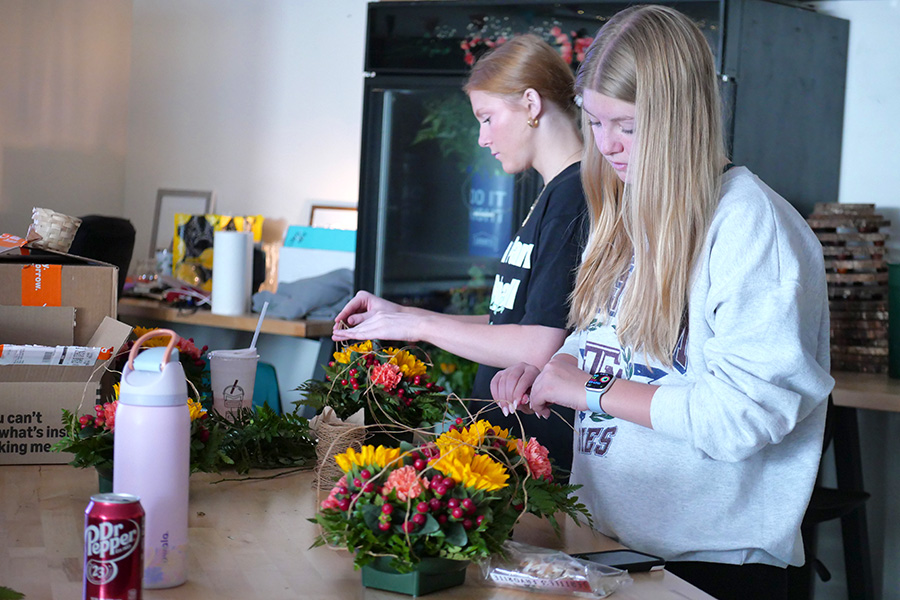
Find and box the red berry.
[360,469,371,479]
[382,504,394,515]
[338,499,351,511]
[328,361,335,367]
[378,521,391,531]
[417,502,429,513]
[455,417,463,425]
[429,498,442,511]
[341,379,349,386]
[402,521,417,533]
[461,498,474,510]
[336,486,348,495]
[463,519,473,530]
[412,513,426,525]
[413,376,422,385]
[447,498,460,509]
[451,507,464,519]
[349,368,357,377]
[435,484,448,496]
[353,478,362,488]
[476,515,486,526]
[443,478,456,489]
[363,482,376,494]
[438,514,448,524]
[413,459,426,471]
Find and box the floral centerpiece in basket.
[53,327,316,479]
[52,328,219,477]
[312,418,591,595]
[297,340,462,432]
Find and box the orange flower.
[370,363,402,392]
[516,437,553,481]
[382,465,428,501]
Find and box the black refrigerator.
[355,0,849,310]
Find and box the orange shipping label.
[21,264,63,307]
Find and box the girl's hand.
[490,363,546,417]
[332,291,402,338]
[526,357,590,417]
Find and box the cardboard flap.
[88,316,133,350]
[0,317,131,384]
[0,306,75,345]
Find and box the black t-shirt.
[471,162,587,473]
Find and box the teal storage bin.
[253,362,281,414]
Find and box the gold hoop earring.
[527,117,539,128]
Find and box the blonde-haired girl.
[491,6,833,598]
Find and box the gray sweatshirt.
[559,166,834,567]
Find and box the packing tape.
[21,264,62,307]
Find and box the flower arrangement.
[297,340,459,430]
[52,327,316,475]
[312,418,591,572]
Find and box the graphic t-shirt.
[470,162,587,473]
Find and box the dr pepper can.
[83,493,144,600]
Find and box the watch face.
[586,372,614,391]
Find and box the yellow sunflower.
[384,347,428,378]
[333,340,373,364]
[435,420,514,456]
[187,398,206,421]
[335,445,403,473]
[431,445,508,492]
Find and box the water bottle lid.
[119,329,188,407]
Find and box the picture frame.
[150,189,214,257]
[309,205,357,230]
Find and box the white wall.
[0,0,131,237]
[124,0,368,261]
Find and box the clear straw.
[250,301,269,350]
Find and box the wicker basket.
[311,408,366,492]
[28,207,82,253]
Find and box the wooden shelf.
[117,297,333,339]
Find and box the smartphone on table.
[572,549,666,572]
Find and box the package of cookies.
[479,541,632,597]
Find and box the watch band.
[585,372,616,417]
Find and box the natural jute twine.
[311,408,366,492]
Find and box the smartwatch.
[585,372,616,418]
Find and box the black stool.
[788,395,872,600]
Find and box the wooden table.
[118,297,334,339]
[0,465,715,600]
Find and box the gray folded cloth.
[252,268,353,320]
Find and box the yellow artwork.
[171,214,264,291]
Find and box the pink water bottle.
[114,329,189,588]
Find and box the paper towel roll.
[212,230,253,316]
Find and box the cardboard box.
[0,245,119,345]
[0,243,132,464]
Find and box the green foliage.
[206,405,316,474]
[0,587,25,600]
[52,409,114,471]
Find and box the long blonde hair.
[571,5,728,366]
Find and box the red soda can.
[83,493,144,600]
